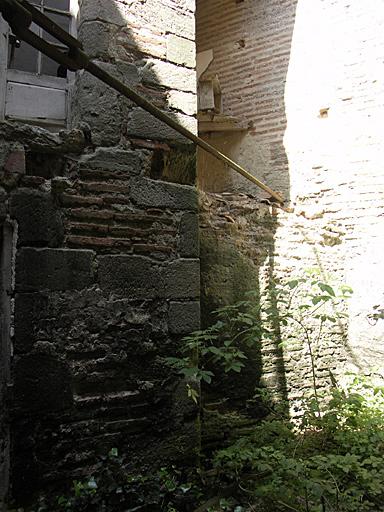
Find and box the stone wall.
[196,0,384,409]
[0,121,199,506]
[0,0,199,506]
[73,0,196,147]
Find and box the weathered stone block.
[16,248,95,291]
[130,177,197,210]
[10,189,64,247]
[71,61,137,146]
[126,108,196,142]
[79,146,144,175]
[14,293,48,354]
[99,255,199,299]
[176,0,195,12]
[168,301,200,333]
[71,68,121,146]
[116,61,141,87]
[98,255,161,297]
[140,59,196,93]
[162,259,200,299]
[136,1,195,40]
[179,212,199,257]
[78,0,125,27]
[167,90,197,116]
[13,354,73,413]
[166,34,195,68]
[78,21,112,60]
[115,26,166,60]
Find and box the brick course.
[197,0,384,409]
[0,0,199,505]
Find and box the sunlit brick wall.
[197,0,384,407]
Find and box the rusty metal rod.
[0,0,285,204]
[87,62,284,203]
[18,0,82,49]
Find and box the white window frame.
[0,0,78,129]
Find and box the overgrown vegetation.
[213,374,384,511]
[166,270,384,511]
[23,271,384,511]
[167,268,353,409]
[23,450,198,512]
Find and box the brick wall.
[197,0,384,408]
[196,0,294,196]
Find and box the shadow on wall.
[197,0,381,421]
[196,0,299,412]
[72,0,197,182]
[7,0,198,506]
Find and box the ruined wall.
[73,0,196,147]
[197,0,384,406]
[0,0,199,506]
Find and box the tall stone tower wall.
[0,0,199,506]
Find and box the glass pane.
[44,0,70,10]
[41,53,67,77]
[8,23,39,73]
[43,12,71,43]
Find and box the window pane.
[41,53,67,77]
[8,23,39,73]
[43,12,71,43]
[44,0,70,11]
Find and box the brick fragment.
[60,194,104,207]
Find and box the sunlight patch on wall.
[281,0,384,370]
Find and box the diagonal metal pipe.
[0,0,285,204]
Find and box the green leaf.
[187,384,199,403]
[208,346,223,356]
[109,447,118,458]
[165,356,188,368]
[341,285,353,295]
[318,282,336,297]
[200,370,214,383]
[180,367,199,378]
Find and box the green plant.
[165,269,384,512]
[273,269,353,414]
[27,449,198,512]
[213,374,384,511]
[166,305,255,385]
[167,269,352,408]
[28,270,370,512]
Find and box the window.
[0,0,77,129]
